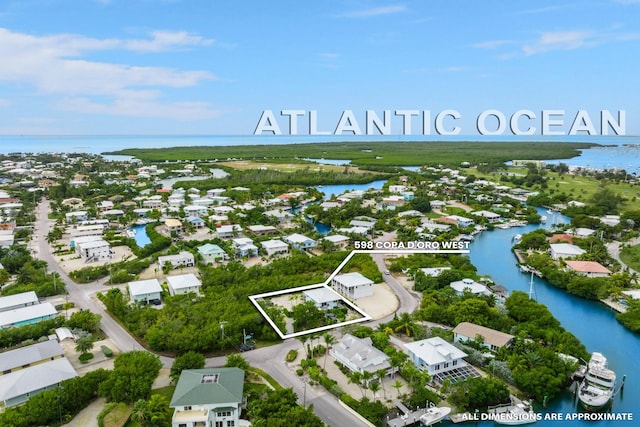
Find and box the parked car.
[240,343,256,352]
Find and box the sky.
[0,0,639,136]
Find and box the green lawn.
[621,244,640,273]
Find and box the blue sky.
[0,0,638,136]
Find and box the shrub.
[296,368,304,376]
[79,352,94,363]
[286,349,298,362]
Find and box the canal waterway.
[462,208,638,426]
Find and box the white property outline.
[249,249,469,339]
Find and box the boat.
[513,234,522,244]
[419,406,451,426]
[540,215,547,223]
[577,352,616,411]
[125,229,136,238]
[489,401,538,425]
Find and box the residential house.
[76,238,112,261]
[165,219,183,235]
[261,239,289,257]
[332,272,374,299]
[128,279,163,304]
[0,302,58,329]
[0,354,76,407]
[285,233,316,251]
[420,267,451,277]
[186,216,207,229]
[158,251,195,269]
[167,274,202,296]
[453,322,514,351]
[565,260,612,278]
[216,224,242,239]
[549,243,586,260]
[404,337,475,382]
[65,211,88,223]
[232,238,258,257]
[198,243,227,264]
[0,291,39,313]
[184,205,209,218]
[170,367,245,427]
[449,278,491,297]
[349,219,376,231]
[470,210,502,223]
[446,215,474,228]
[303,287,341,310]
[330,334,395,378]
[247,225,277,236]
[263,209,294,225]
[322,234,350,250]
[0,339,65,376]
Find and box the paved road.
[34,198,372,427]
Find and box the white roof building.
[166,274,202,296]
[330,334,394,376]
[404,337,469,376]
[549,243,586,260]
[128,279,163,304]
[449,278,491,296]
[332,272,374,299]
[261,239,289,256]
[0,302,58,329]
[0,291,39,313]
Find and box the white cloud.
[522,30,594,55]
[0,99,11,107]
[471,40,515,49]
[0,28,221,120]
[339,5,406,18]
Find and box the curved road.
[35,198,387,427]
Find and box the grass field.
[470,167,640,211]
[621,245,640,272]
[106,141,598,166]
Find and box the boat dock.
[386,402,450,427]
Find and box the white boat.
[578,352,616,411]
[419,406,451,426]
[540,215,547,223]
[125,229,136,238]
[491,401,538,425]
[513,234,522,244]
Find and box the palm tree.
[322,332,337,370]
[75,335,94,355]
[369,380,381,402]
[130,399,150,426]
[376,369,388,399]
[392,379,404,398]
[348,371,365,398]
[361,370,374,398]
[394,312,417,337]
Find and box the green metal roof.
[170,367,245,407]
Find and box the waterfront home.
[264,209,295,225]
[70,224,105,241]
[285,233,317,251]
[170,368,245,427]
[165,218,183,235]
[167,274,202,296]
[158,251,195,269]
[232,237,259,257]
[197,243,227,264]
[404,337,477,384]
[261,239,289,257]
[0,291,39,313]
[142,198,163,209]
[453,322,514,351]
[0,302,58,329]
[332,272,374,299]
[549,243,586,260]
[337,226,369,236]
[449,278,491,297]
[331,334,394,378]
[0,355,76,407]
[133,208,152,218]
[216,224,242,239]
[470,210,502,223]
[128,279,163,304]
[350,219,376,231]
[303,287,341,310]
[564,260,612,278]
[446,215,474,228]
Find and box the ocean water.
[1,134,640,172]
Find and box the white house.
[420,267,451,277]
[549,243,586,260]
[332,272,374,299]
[128,279,163,304]
[216,224,242,239]
[470,210,502,223]
[303,287,341,310]
[331,334,394,377]
[65,211,88,223]
[404,337,470,378]
[170,368,245,427]
[285,233,316,251]
[449,278,491,296]
[158,251,195,269]
[76,238,112,261]
[232,238,258,257]
[0,291,39,313]
[166,274,202,296]
[261,239,289,257]
[322,234,350,250]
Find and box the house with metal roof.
[549,243,586,260]
[128,279,163,304]
[260,239,289,257]
[158,251,195,269]
[332,272,374,299]
[170,367,245,427]
[0,302,58,329]
[166,274,202,297]
[0,357,77,407]
[0,291,39,313]
[197,243,227,264]
[330,334,394,377]
[404,337,478,384]
[303,287,341,310]
[0,339,65,376]
[453,322,514,351]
